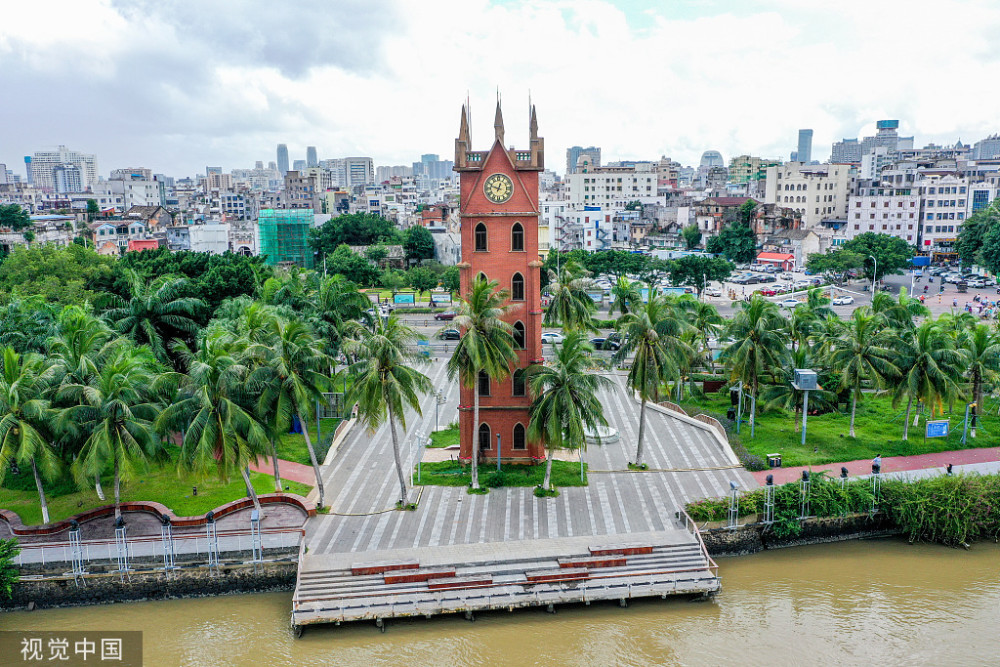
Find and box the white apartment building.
[846,186,921,245]
[30,145,99,191]
[764,163,852,227]
[189,223,231,254]
[566,164,661,210]
[968,181,999,216]
[917,173,968,253]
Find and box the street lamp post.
[868,254,877,295]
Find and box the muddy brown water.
[3,539,998,666]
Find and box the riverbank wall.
[1,555,298,612]
[701,513,900,557]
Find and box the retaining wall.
[702,513,900,556]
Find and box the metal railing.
[678,508,720,577]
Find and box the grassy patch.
[0,450,311,526]
[275,417,342,465]
[681,389,1000,467]
[414,460,587,487]
[428,423,460,448]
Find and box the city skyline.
[3,0,1000,177]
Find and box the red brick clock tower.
[454,101,546,463]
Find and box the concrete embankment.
[701,513,900,557]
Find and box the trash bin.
[767,453,782,468]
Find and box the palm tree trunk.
[95,472,105,501]
[913,401,920,427]
[113,459,122,522]
[849,388,858,438]
[542,446,554,491]
[270,438,282,493]
[635,398,647,466]
[241,466,262,515]
[387,405,408,505]
[300,412,325,508]
[750,378,758,438]
[31,458,50,525]
[471,384,481,490]
[903,396,912,441]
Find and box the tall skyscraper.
[565,146,601,174]
[306,146,318,168]
[29,145,98,191]
[831,138,862,163]
[293,159,307,171]
[23,157,32,185]
[276,144,289,175]
[797,129,813,164]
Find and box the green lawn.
[0,451,311,526]
[414,460,587,487]
[275,417,342,465]
[428,423,460,448]
[680,389,1000,467]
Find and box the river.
[3,539,998,666]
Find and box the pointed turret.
[459,104,470,145]
[529,105,538,141]
[494,101,505,146]
[455,104,470,168]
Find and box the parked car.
[759,288,777,297]
[792,281,811,290]
[758,275,776,283]
[705,287,722,297]
[434,311,457,321]
[780,298,801,309]
[589,337,620,351]
[780,273,794,280]
[438,329,461,340]
[541,332,565,345]
[832,295,855,305]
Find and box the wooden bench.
[526,568,590,583]
[589,544,655,556]
[558,555,627,569]
[351,560,419,576]
[427,575,493,591]
[384,569,457,585]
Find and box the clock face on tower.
[483,173,514,203]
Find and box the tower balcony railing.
[466,152,485,163]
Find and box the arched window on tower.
[513,321,525,350]
[478,370,491,396]
[476,272,488,285]
[512,368,526,396]
[511,222,524,251]
[513,423,526,450]
[511,272,525,301]
[475,223,488,251]
[478,423,491,451]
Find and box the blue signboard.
[393,293,415,304]
[925,420,949,438]
[587,291,604,303]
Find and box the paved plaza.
[303,356,756,558]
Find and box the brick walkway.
[250,455,316,487]
[751,446,1000,485]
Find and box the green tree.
[324,244,381,286]
[344,314,431,505]
[681,224,702,249]
[959,324,1000,415]
[311,274,370,358]
[705,224,757,264]
[842,232,914,282]
[86,199,100,221]
[666,255,733,297]
[0,348,60,524]
[738,199,759,225]
[403,226,436,264]
[446,277,516,490]
[527,332,613,491]
[719,295,789,437]
[308,213,400,255]
[0,244,114,306]
[892,321,966,440]
[379,268,407,293]
[871,286,928,330]
[0,297,57,354]
[407,266,439,300]
[805,249,864,285]
[613,291,690,465]
[544,261,596,331]
[0,538,19,600]
[955,199,999,266]
[0,204,31,231]
[441,266,461,294]
[826,310,899,437]
[59,345,162,520]
[102,269,205,365]
[609,276,642,319]
[685,299,723,372]
[365,245,388,265]
[761,344,838,432]
[804,287,835,320]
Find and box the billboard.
[586,291,604,304]
[925,420,949,438]
[430,293,453,305]
[393,293,416,304]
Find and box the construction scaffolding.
[258,208,314,268]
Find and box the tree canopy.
[308,213,400,256]
[806,248,864,284]
[682,224,702,250]
[706,223,757,264]
[955,198,999,267]
[0,244,115,306]
[841,232,914,282]
[325,244,381,286]
[666,254,733,296]
[0,204,31,232]
[403,226,436,264]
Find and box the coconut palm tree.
[343,314,431,505]
[872,286,928,330]
[685,299,723,372]
[804,287,835,320]
[446,276,516,490]
[248,317,333,507]
[609,276,643,319]
[312,274,370,357]
[786,306,816,353]
[58,345,163,521]
[0,347,60,524]
[826,309,900,437]
[544,260,596,331]
[527,332,613,491]
[959,323,1000,417]
[892,320,966,440]
[156,331,269,514]
[612,290,690,466]
[761,344,838,432]
[719,295,789,438]
[103,268,205,365]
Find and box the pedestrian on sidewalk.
[872,454,882,475]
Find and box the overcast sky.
[3,0,1000,179]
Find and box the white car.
[832,295,855,305]
[792,281,811,290]
[780,298,801,309]
[704,287,722,297]
[541,332,565,345]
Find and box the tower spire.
[459,104,469,144]
[529,104,538,141]
[494,99,505,146]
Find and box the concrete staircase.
[292,535,719,628]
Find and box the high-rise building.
[831,138,862,163]
[972,134,1000,160]
[306,146,318,168]
[700,151,724,168]
[258,208,314,268]
[276,144,289,175]
[344,157,375,189]
[566,146,601,175]
[29,145,99,191]
[293,159,307,171]
[23,157,32,185]
[53,164,83,193]
[454,100,545,463]
[797,129,813,164]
